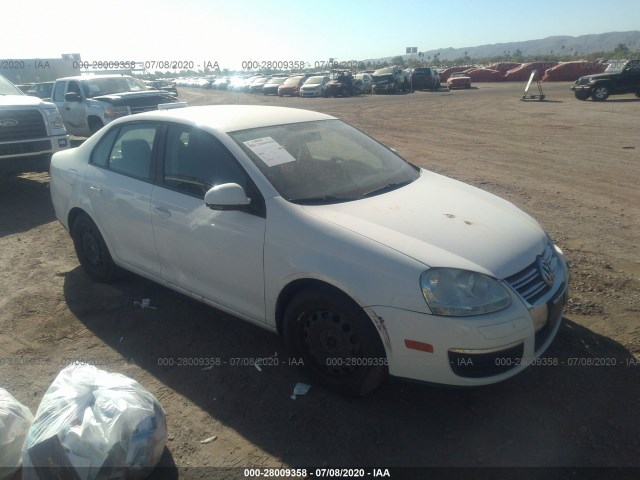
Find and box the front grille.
[449,343,524,378]
[0,109,47,141]
[506,243,558,305]
[0,140,51,157]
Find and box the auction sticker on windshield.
[243,137,296,167]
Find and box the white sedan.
[50,105,569,395]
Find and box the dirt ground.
[1,82,639,479]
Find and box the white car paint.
[50,105,569,389]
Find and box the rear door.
[618,60,640,93]
[85,122,162,276]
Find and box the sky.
[4,0,640,71]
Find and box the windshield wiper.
[289,195,356,205]
[361,179,414,198]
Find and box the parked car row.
[177,66,447,97]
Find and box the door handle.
[154,206,171,219]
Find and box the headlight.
[420,268,511,316]
[104,105,129,119]
[44,108,65,130]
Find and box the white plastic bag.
[0,387,34,479]
[22,364,167,480]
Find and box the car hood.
[91,90,177,104]
[579,73,614,82]
[302,171,546,279]
[0,94,54,107]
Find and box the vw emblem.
[0,119,19,127]
[538,257,555,286]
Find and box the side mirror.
[204,183,250,210]
[64,92,81,102]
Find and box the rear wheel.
[71,213,120,282]
[283,286,388,396]
[591,84,610,101]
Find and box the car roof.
[119,105,337,133]
[56,74,134,81]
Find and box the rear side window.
[90,127,120,167]
[107,124,159,181]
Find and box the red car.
[447,72,472,90]
[278,75,309,97]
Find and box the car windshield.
[81,77,148,97]
[0,75,24,95]
[283,76,304,85]
[451,72,467,78]
[229,119,420,204]
[267,78,286,85]
[305,76,324,85]
[251,77,268,85]
[372,74,393,82]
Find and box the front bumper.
[369,248,569,386]
[570,84,592,93]
[372,84,395,93]
[300,89,322,97]
[0,134,69,159]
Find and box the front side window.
[107,124,158,180]
[163,125,248,198]
[229,119,419,204]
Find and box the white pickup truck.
[51,74,179,136]
[0,74,69,161]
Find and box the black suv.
[408,67,441,91]
[571,59,640,101]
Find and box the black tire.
[89,118,104,135]
[591,84,610,101]
[574,90,590,101]
[71,213,120,282]
[283,286,388,396]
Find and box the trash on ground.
[201,366,214,371]
[22,363,167,480]
[200,435,217,444]
[0,387,34,480]
[133,298,157,309]
[254,363,262,372]
[290,382,311,400]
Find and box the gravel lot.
[1,82,639,479]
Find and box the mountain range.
[366,30,640,63]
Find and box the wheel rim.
[81,226,105,270]
[594,87,608,99]
[301,309,363,376]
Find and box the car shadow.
[62,267,640,470]
[0,168,55,237]
[587,98,640,103]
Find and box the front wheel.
[591,84,610,101]
[71,213,120,282]
[88,118,104,135]
[574,90,590,101]
[283,286,388,396]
